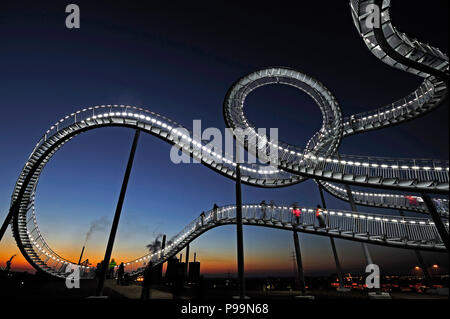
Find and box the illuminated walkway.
[32,203,448,278]
[7,0,449,278]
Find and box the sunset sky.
[0,1,448,277]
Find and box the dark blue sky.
[0,1,448,275]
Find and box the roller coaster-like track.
[8,0,449,278]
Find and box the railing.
[346,0,449,134]
[9,0,450,280]
[21,192,95,278]
[223,68,449,188]
[342,79,440,132]
[122,204,447,275]
[322,181,449,216]
[15,104,296,191]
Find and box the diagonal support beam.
[317,181,345,289]
[235,163,246,299]
[293,230,306,293]
[344,185,374,265]
[421,193,449,251]
[0,209,14,243]
[96,129,141,296]
[414,250,433,287]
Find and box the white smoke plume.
[84,216,110,245]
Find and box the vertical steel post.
[161,235,166,258]
[293,230,306,293]
[421,193,449,250]
[362,241,373,265]
[414,250,432,286]
[96,129,140,296]
[344,185,375,272]
[236,163,245,299]
[185,244,190,280]
[344,184,386,296]
[317,182,345,289]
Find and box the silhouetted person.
[405,195,419,206]
[108,258,117,279]
[292,204,301,225]
[260,200,267,220]
[141,262,153,300]
[172,265,185,299]
[95,262,102,280]
[117,262,125,285]
[350,115,355,126]
[432,198,444,213]
[213,203,219,222]
[316,205,326,228]
[5,254,16,273]
[81,258,90,267]
[200,211,206,226]
[269,200,276,221]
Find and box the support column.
[235,163,245,299]
[344,184,357,212]
[293,230,306,293]
[96,129,140,296]
[344,184,374,264]
[421,193,449,250]
[317,182,345,289]
[329,237,345,289]
[185,244,190,280]
[78,246,85,265]
[361,241,373,265]
[0,209,14,243]
[344,184,390,298]
[161,235,166,258]
[414,250,432,287]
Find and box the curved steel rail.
[320,181,449,217]
[120,204,448,276]
[8,1,449,278]
[22,203,448,278]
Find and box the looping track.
[9,0,449,278]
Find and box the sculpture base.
[368,292,391,299]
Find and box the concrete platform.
[368,292,391,299]
[104,280,173,299]
[294,295,315,300]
